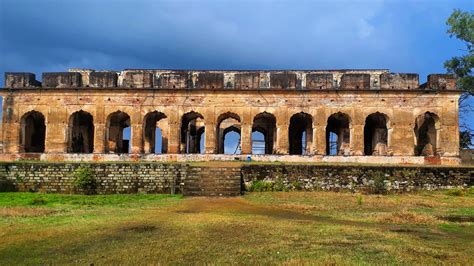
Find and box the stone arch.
[326,112,351,155]
[68,110,94,153]
[252,112,276,154]
[20,110,46,153]
[414,111,440,156]
[289,112,313,155]
[364,112,390,155]
[181,111,205,154]
[105,111,131,153]
[216,112,241,154]
[143,111,167,154]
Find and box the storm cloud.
[0,0,472,131]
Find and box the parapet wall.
[4,69,457,90]
[0,162,472,194]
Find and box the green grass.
[0,191,473,265]
[0,192,182,207]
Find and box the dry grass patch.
[376,210,440,225]
[0,207,56,217]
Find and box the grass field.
[0,190,473,265]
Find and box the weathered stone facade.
[1,68,460,165]
[0,162,472,194]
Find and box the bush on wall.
[73,165,97,195]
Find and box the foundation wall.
[0,162,472,194]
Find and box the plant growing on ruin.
[372,173,388,194]
[248,180,274,192]
[73,165,97,195]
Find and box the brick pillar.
[204,123,216,154]
[276,122,289,154]
[45,107,68,153]
[2,96,20,153]
[305,125,314,155]
[131,123,143,154]
[241,123,252,154]
[314,125,326,155]
[352,124,364,156]
[93,106,106,153]
[168,120,180,154]
[93,123,106,153]
[392,125,415,156]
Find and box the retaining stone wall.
[0,163,187,194]
[0,163,473,194]
[241,165,474,192]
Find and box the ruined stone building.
[0,69,461,165]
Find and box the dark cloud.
[3,0,469,79]
[0,0,472,129]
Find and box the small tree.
[444,10,474,149]
[444,9,473,94]
[73,165,97,195]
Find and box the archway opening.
[326,112,350,155]
[216,113,241,154]
[20,111,45,153]
[289,112,312,155]
[106,111,131,153]
[252,131,265,154]
[224,127,241,154]
[364,112,388,155]
[144,111,167,154]
[414,112,439,156]
[154,128,163,154]
[252,112,276,154]
[181,111,205,154]
[68,110,94,153]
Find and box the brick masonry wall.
[0,162,473,194]
[241,165,474,192]
[0,163,187,194]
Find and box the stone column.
[167,119,180,154]
[2,96,20,153]
[352,124,364,156]
[204,123,216,154]
[130,123,143,154]
[157,119,169,154]
[275,122,289,154]
[314,125,326,155]
[240,123,252,154]
[45,107,68,153]
[392,125,415,156]
[93,123,106,153]
[305,125,314,155]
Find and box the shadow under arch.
[68,110,94,153]
[20,110,46,153]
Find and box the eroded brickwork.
[1,68,461,165]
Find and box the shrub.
[371,172,387,194]
[73,165,97,195]
[291,180,303,191]
[445,188,464,197]
[248,180,274,192]
[274,179,288,192]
